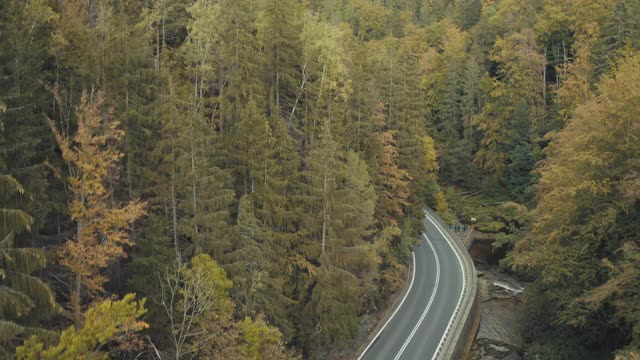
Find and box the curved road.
[359,214,464,360]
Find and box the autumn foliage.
[48,92,146,325]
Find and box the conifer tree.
[257,115,302,237]
[0,174,58,354]
[151,80,235,260]
[372,126,411,227]
[302,119,341,256]
[226,195,294,335]
[257,0,303,117]
[0,0,59,235]
[214,0,266,131]
[300,263,362,354]
[332,152,376,247]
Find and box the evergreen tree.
[214,0,266,131]
[0,176,58,355]
[0,0,59,236]
[302,119,341,257]
[257,0,303,117]
[151,80,235,261]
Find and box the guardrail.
[425,207,478,360]
[459,227,476,250]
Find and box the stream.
[469,238,525,360]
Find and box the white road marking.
[359,212,468,360]
[427,214,466,360]
[358,251,417,360]
[393,233,441,360]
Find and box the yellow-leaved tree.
[16,294,147,359]
[48,92,146,328]
[508,52,640,354]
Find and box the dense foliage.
[0,0,638,358]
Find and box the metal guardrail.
[425,207,477,360]
[459,227,476,249]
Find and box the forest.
[0,0,638,359]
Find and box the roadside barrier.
[425,208,478,360]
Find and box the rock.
[476,297,522,347]
[488,344,510,353]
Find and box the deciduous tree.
[49,92,146,328]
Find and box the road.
[359,214,465,360]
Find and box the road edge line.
[393,233,441,360]
[357,251,417,360]
[427,214,466,360]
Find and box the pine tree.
[0,176,58,354]
[257,0,303,117]
[300,262,362,354]
[151,79,235,261]
[226,195,295,336]
[331,152,376,248]
[302,119,341,257]
[0,0,59,236]
[213,0,266,131]
[257,115,302,237]
[232,99,274,196]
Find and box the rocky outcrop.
[469,264,525,360]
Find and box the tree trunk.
[73,190,85,330]
[171,175,180,263]
[321,158,328,254]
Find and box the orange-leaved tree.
[375,129,411,227]
[48,91,146,328]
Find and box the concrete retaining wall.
[451,278,482,359]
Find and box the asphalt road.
[359,214,464,360]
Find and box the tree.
[0,176,58,355]
[300,263,362,354]
[239,314,299,359]
[508,52,640,356]
[349,0,391,41]
[297,126,379,355]
[151,80,234,261]
[473,28,547,188]
[373,128,411,226]
[0,0,59,236]
[16,293,147,360]
[212,0,266,131]
[159,254,233,359]
[302,119,341,256]
[298,11,350,146]
[0,95,58,357]
[226,195,293,331]
[195,310,299,360]
[333,152,376,247]
[49,92,146,328]
[257,0,303,117]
